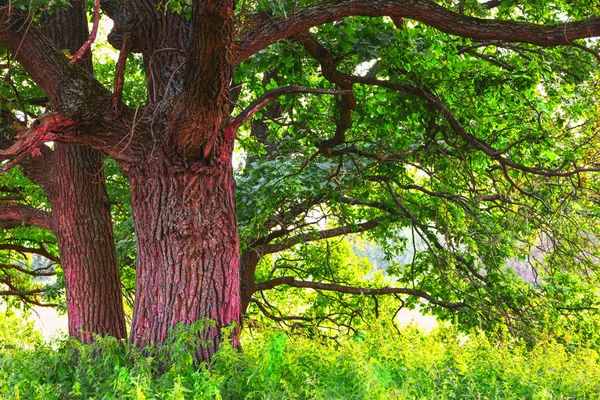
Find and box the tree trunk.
[126,153,240,359]
[41,0,126,341]
[46,145,127,341]
[240,250,260,314]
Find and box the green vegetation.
[1,317,599,399]
[2,0,600,396]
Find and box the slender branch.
[68,0,101,66]
[0,203,52,230]
[0,275,57,306]
[0,289,57,307]
[0,244,60,263]
[294,33,355,148]
[342,75,600,177]
[0,187,24,201]
[570,41,600,63]
[461,48,515,70]
[112,30,131,111]
[234,0,600,64]
[259,217,387,255]
[231,85,351,131]
[249,298,314,322]
[0,263,55,277]
[254,277,467,309]
[245,195,328,250]
[328,144,421,161]
[480,0,504,9]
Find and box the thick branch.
[0,5,107,109]
[0,203,51,230]
[180,0,234,158]
[231,85,351,130]
[234,0,600,64]
[254,277,466,309]
[0,7,140,159]
[1,114,74,172]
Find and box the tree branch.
[0,6,140,159]
[0,203,52,230]
[259,218,387,255]
[234,0,600,64]
[480,0,504,9]
[0,263,55,277]
[0,244,60,263]
[1,113,74,172]
[178,0,234,159]
[342,75,600,177]
[0,4,107,109]
[254,277,467,309]
[68,0,101,66]
[0,288,57,307]
[294,33,355,149]
[231,85,351,131]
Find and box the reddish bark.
[43,0,126,342]
[0,203,51,230]
[46,145,126,341]
[125,147,240,357]
[1,139,127,339]
[116,0,242,357]
[0,0,129,341]
[233,0,600,64]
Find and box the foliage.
[1,319,600,399]
[2,0,600,353]
[234,8,600,340]
[0,311,42,349]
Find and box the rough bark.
[234,0,600,64]
[0,203,51,230]
[44,145,127,341]
[39,1,126,341]
[125,146,240,358]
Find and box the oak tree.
[1,0,600,360]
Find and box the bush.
[0,319,599,399]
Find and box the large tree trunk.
[46,145,127,341]
[126,153,240,359]
[41,0,126,341]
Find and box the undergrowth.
[1,316,599,399]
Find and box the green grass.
[1,317,599,399]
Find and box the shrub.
[1,319,599,399]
